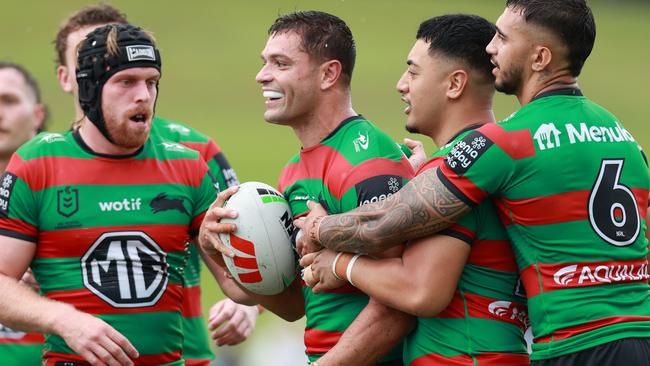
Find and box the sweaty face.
[100,67,160,149]
[0,69,41,158]
[396,40,450,136]
[486,7,529,95]
[255,31,321,126]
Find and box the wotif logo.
[554,264,578,285]
[99,198,142,212]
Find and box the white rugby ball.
[219,182,297,295]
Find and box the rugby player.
[199,10,414,366]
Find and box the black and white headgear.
[76,24,161,142]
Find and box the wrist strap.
[346,254,364,287]
[331,252,344,281]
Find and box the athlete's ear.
[57,65,74,94]
[531,45,552,73]
[446,69,468,100]
[320,60,342,90]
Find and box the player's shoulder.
[16,131,76,160]
[151,116,210,144]
[147,133,201,161]
[325,116,403,164]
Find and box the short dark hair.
[506,0,595,76]
[55,3,128,66]
[417,14,496,81]
[268,11,356,86]
[0,62,48,132]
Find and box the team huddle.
[0,0,649,365]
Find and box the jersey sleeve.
[0,154,38,242]
[189,159,219,237]
[438,123,533,205]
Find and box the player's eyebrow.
[495,26,507,40]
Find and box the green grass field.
[2,0,649,364]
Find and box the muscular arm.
[318,169,471,253]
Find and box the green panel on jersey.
[181,316,213,360]
[183,244,202,286]
[302,289,369,331]
[0,344,42,366]
[457,264,521,302]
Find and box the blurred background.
[2,0,649,365]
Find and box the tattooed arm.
[299,168,471,254]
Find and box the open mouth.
[401,97,412,115]
[129,113,148,123]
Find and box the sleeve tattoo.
[319,168,471,253]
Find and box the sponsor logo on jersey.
[532,121,635,151]
[222,167,239,188]
[488,301,529,328]
[160,142,186,152]
[0,323,26,339]
[533,123,562,150]
[150,193,188,215]
[445,131,494,175]
[126,45,156,62]
[356,175,403,206]
[165,123,190,135]
[39,133,66,143]
[353,131,370,152]
[57,186,79,217]
[552,261,649,287]
[0,172,17,218]
[81,231,168,307]
[98,198,142,212]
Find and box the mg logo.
[81,231,168,308]
[533,123,562,150]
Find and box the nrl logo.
[160,142,186,152]
[353,131,370,152]
[57,186,79,217]
[39,133,65,144]
[166,123,190,135]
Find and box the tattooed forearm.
[320,168,470,253]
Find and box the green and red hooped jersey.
[152,117,239,365]
[438,89,650,361]
[0,326,44,366]
[404,127,529,366]
[278,116,414,363]
[0,129,217,366]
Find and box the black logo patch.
[214,152,239,188]
[0,172,17,218]
[57,186,79,217]
[150,193,188,215]
[355,175,403,206]
[81,231,168,307]
[445,131,494,176]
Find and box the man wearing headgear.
[0,23,218,366]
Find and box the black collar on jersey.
[72,128,144,159]
[445,123,486,146]
[531,87,583,103]
[320,114,364,143]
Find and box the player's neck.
[0,159,9,174]
[78,119,141,156]
[431,102,495,147]
[293,97,356,149]
[519,72,578,106]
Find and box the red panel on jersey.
[304,328,343,355]
[479,123,536,160]
[535,315,650,343]
[468,240,518,272]
[411,352,530,366]
[182,285,202,317]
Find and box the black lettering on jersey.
[0,172,17,218]
[150,193,189,215]
[81,231,169,308]
[445,131,494,176]
[356,175,403,206]
[213,152,239,188]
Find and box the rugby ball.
[219,182,297,295]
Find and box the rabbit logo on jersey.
[446,131,494,175]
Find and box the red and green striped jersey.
[152,117,239,365]
[0,129,217,366]
[438,89,650,360]
[0,325,44,366]
[278,116,414,363]
[404,127,529,366]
